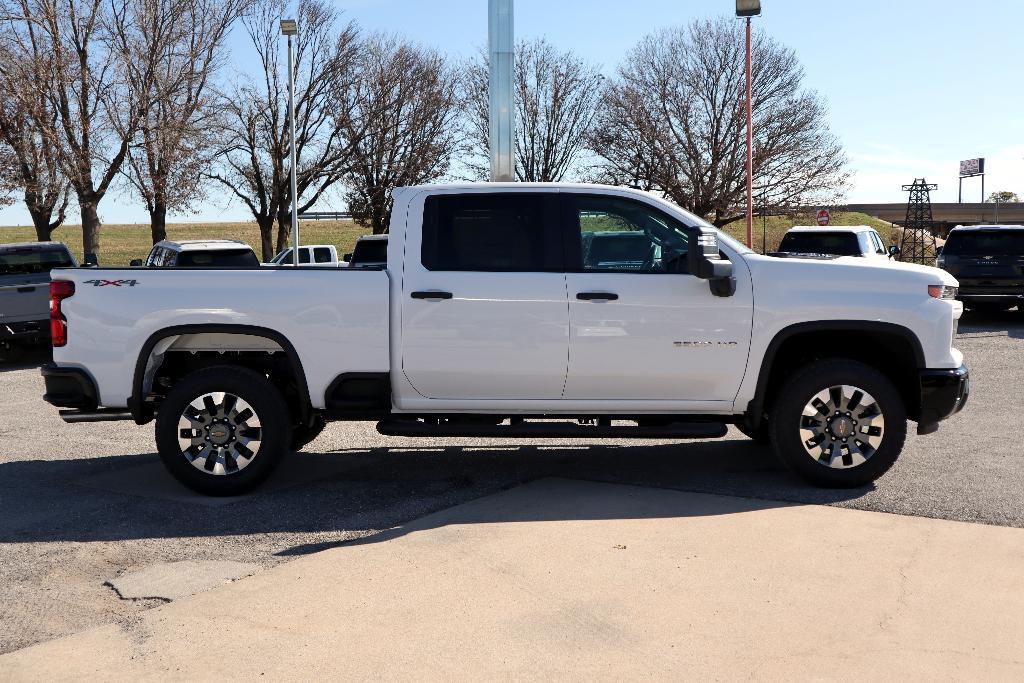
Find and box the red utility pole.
[745,16,753,249]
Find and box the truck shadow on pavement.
[0,345,49,372]
[0,439,871,548]
[957,309,1024,339]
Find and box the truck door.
[561,193,752,402]
[400,191,569,400]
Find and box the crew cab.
[776,225,897,260]
[936,224,1024,313]
[1,241,77,357]
[131,239,260,268]
[41,183,969,495]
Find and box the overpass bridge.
[845,203,1024,234]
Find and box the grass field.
[0,210,903,265]
[0,220,366,266]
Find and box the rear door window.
[421,193,561,271]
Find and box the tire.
[735,421,771,445]
[155,366,291,496]
[0,341,24,364]
[769,359,907,488]
[291,414,326,451]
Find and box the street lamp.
[736,0,760,249]
[281,18,299,266]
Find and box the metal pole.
[980,173,984,204]
[958,176,962,204]
[287,34,299,265]
[488,0,515,182]
[745,16,754,249]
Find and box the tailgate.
[0,273,50,323]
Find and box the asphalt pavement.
[0,309,1021,655]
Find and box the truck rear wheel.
[769,359,907,488]
[155,366,291,496]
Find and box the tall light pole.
[736,0,760,249]
[281,18,299,265]
[488,0,515,182]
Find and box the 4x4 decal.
[83,279,139,287]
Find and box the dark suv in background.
[937,225,1024,314]
[0,242,77,359]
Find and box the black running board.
[376,419,727,439]
[59,409,134,423]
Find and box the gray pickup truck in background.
[0,241,77,359]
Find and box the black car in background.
[937,225,1024,314]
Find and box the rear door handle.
[17,286,35,293]
[576,292,618,301]
[411,290,453,300]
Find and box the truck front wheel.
[155,366,291,496]
[769,359,907,488]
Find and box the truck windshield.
[942,230,1024,256]
[0,246,75,274]
[178,249,260,267]
[778,232,861,256]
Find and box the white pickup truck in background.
[42,183,969,495]
[269,244,345,267]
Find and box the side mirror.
[129,259,144,267]
[685,226,735,297]
[888,245,901,259]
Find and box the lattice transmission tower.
[898,179,939,264]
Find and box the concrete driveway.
[4,478,1024,679]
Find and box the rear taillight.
[50,280,74,347]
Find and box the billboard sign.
[959,158,985,176]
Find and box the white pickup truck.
[41,183,969,495]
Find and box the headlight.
[928,284,957,300]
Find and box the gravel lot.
[1,309,1021,655]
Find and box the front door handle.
[576,292,618,301]
[17,286,35,293]
[411,290,453,300]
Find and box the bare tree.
[588,18,850,226]
[0,52,70,240]
[341,35,460,234]
[208,0,360,260]
[113,0,247,244]
[0,0,156,257]
[463,38,603,182]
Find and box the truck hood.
[745,253,958,288]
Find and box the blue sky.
[2,0,1021,226]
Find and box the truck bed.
[52,267,391,408]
